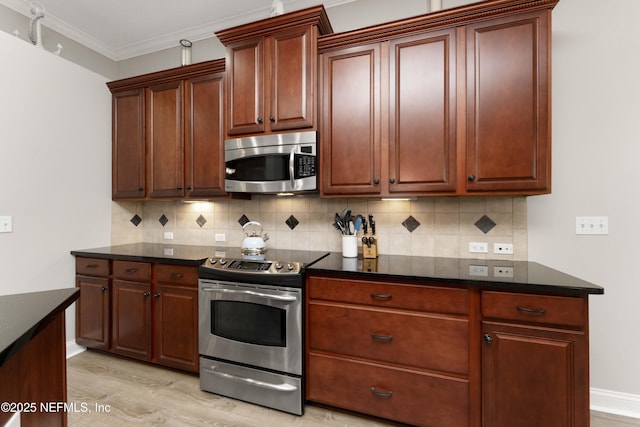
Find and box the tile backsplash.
[112,195,527,260]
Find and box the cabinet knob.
[101,287,108,292]
[186,185,192,190]
[143,291,151,297]
[153,293,160,299]
[483,333,493,344]
[177,185,183,190]
[373,179,380,185]
[257,117,264,124]
[467,175,476,182]
[389,178,396,184]
[138,187,144,191]
[269,116,275,122]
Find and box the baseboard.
[66,339,86,359]
[591,387,640,419]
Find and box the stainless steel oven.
[198,249,328,415]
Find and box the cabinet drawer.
[113,260,151,281]
[155,264,198,286]
[307,353,469,427]
[76,257,109,276]
[482,291,586,328]
[307,276,468,315]
[309,302,468,375]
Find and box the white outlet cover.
[0,216,12,233]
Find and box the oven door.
[199,280,302,375]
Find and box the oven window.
[211,301,286,347]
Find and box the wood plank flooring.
[67,350,640,426]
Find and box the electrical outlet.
[0,216,12,233]
[215,233,226,242]
[494,243,514,255]
[469,265,489,276]
[163,231,174,240]
[469,242,488,253]
[576,216,608,235]
[494,266,514,278]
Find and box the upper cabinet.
[216,6,333,138]
[108,60,226,201]
[319,0,558,197]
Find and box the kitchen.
[0,0,638,425]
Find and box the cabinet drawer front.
[307,353,469,427]
[482,291,586,328]
[155,264,198,286]
[113,260,151,281]
[308,276,468,315]
[309,302,468,374]
[76,257,109,276]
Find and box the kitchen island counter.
[305,253,604,296]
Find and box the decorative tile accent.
[159,214,169,227]
[130,214,142,227]
[475,214,496,234]
[402,215,421,233]
[196,215,207,228]
[238,214,250,227]
[285,215,299,230]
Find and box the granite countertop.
[0,287,80,366]
[71,243,217,265]
[306,253,604,296]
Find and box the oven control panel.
[203,257,302,274]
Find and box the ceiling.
[0,0,354,61]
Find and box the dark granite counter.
[0,287,79,366]
[71,243,216,265]
[306,253,604,296]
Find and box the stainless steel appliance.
[224,131,317,194]
[198,249,328,415]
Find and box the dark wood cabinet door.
[185,72,226,198]
[75,275,110,350]
[111,280,152,361]
[153,283,199,373]
[466,10,551,193]
[147,81,184,198]
[269,26,315,131]
[112,89,145,199]
[320,44,381,196]
[226,37,265,136]
[482,322,588,427]
[389,30,457,194]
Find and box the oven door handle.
[202,366,298,392]
[201,287,297,302]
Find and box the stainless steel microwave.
[224,131,317,194]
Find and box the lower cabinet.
[75,257,199,373]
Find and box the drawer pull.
[370,387,393,398]
[86,264,98,269]
[125,268,138,274]
[371,332,393,342]
[170,273,184,279]
[370,293,392,300]
[517,305,547,314]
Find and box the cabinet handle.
[371,332,393,342]
[373,179,380,185]
[153,293,160,299]
[186,185,192,190]
[468,175,476,182]
[370,293,392,300]
[177,185,183,190]
[257,117,264,124]
[170,273,184,279]
[125,268,138,274]
[86,264,98,269]
[269,115,275,122]
[370,387,393,398]
[516,305,547,314]
[483,333,493,344]
[101,287,108,292]
[389,178,396,184]
[138,186,144,191]
[143,291,151,297]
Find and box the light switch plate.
[576,216,608,235]
[0,216,12,233]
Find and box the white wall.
[528,0,640,417]
[0,31,112,340]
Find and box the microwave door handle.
[201,287,297,302]
[289,149,295,189]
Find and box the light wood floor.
[67,350,640,426]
